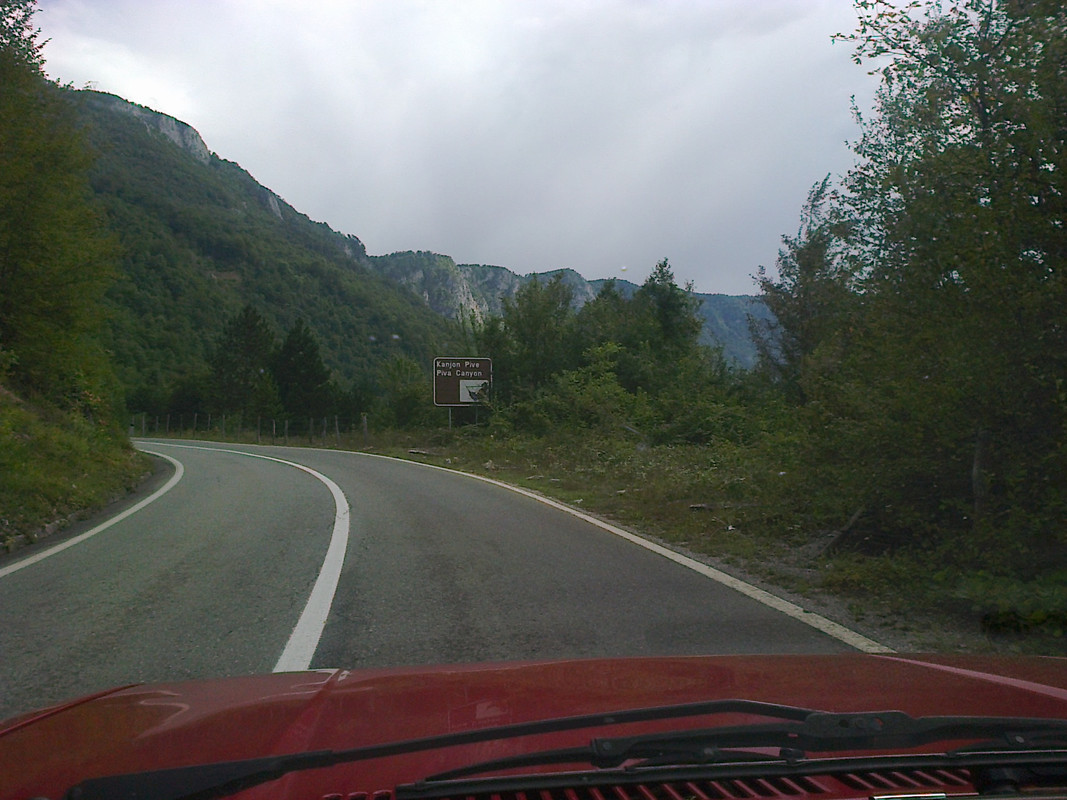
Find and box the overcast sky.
[37,0,879,295]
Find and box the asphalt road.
[0,440,871,719]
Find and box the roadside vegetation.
[361,0,1065,652]
[0,1,146,548]
[0,389,147,549]
[330,1,1067,652]
[374,429,1067,655]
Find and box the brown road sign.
[433,357,492,407]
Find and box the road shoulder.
[0,452,174,568]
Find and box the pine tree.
[751,178,855,403]
[209,305,281,422]
[272,319,333,420]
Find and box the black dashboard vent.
[389,768,977,800]
[837,768,972,793]
[409,775,833,800]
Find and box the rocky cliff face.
[456,263,523,317]
[368,252,768,366]
[371,255,606,323]
[82,92,211,164]
[369,251,485,320]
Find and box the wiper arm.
[417,710,1067,783]
[592,711,1067,766]
[60,699,817,800]
[61,700,1067,800]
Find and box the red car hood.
[2,654,1067,800]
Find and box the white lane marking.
[355,451,894,655]
[0,449,185,579]
[142,442,351,672]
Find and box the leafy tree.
[632,259,703,355]
[0,0,43,68]
[609,259,710,403]
[375,354,430,428]
[475,260,734,441]
[571,280,631,354]
[750,178,856,402]
[209,305,280,422]
[480,274,575,402]
[516,342,652,437]
[272,318,333,420]
[0,0,118,410]
[167,373,209,419]
[793,0,1067,559]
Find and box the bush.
[0,387,148,544]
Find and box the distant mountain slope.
[372,251,768,366]
[691,293,769,368]
[73,91,462,407]
[75,88,766,414]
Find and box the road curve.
[0,443,335,718]
[0,440,880,719]
[266,446,868,669]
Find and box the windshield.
[1,0,1066,798]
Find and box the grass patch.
[0,387,149,548]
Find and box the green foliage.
[507,343,652,437]
[0,1,143,546]
[67,90,460,416]
[746,0,1067,569]
[209,305,281,421]
[493,273,576,401]
[750,178,855,402]
[952,571,1067,636]
[375,354,435,429]
[0,25,119,410]
[633,258,704,355]
[273,318,334,420]
[0,387,147,544]
[474,259,735,443]
[0,0,43,70]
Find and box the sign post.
[434,357,492,408]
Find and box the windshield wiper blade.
[62,701,1067,800]
[399,749,1067,800]
[419,743,780,783]
[593,710,1067,765]
[416,711,1067,783]
[60,699,817,800]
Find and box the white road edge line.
[0,449,185,580]
[143,442,351,673]
[355,451,895,655]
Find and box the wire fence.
[128,411,370,446]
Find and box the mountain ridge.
[372,250,767,365]
[77,91,768,398]
[73,89,458,411]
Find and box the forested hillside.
[71,88,762,421]
[71,91,463,419]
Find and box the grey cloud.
[39,0,876,294]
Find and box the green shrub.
[0,388,147,544]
